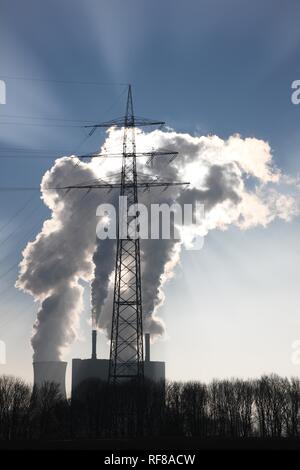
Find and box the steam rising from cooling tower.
[16,128,298,361]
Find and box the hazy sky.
[1,0,300,391]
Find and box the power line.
[0,89,129,320]
[0,155,74,160]
[0,299,36,330]
[0,201,42,248]
[0,194,36,234]
[0,122,82,128]
[0,76,128,86]
[0,217,43,265]
[0,284,17,305]
[0,189,95,299]
[0,147,73,152]
[0,218,46,302]
[0,114,98,123]
[0,260,20,281]
[0,187,93,295]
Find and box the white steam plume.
[16,129,299,360]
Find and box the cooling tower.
[33,361,67,399]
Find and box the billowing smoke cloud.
[16,128,299,360]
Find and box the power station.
[72,332,165,396]
[33,86,186,396]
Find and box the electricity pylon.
[56,85,188,384]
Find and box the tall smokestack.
[145,333,150,362]
[92,329,97,359]
[33,361,67,399]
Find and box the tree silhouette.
[0,373,300,441]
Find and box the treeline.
[0,374,300,440]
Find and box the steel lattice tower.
[54,85,188,384]
[108,85,144,382]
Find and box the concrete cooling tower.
[33,361,67,399]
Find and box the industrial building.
[32,334,165,398]
[71,333,165,396]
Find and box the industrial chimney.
[145,333,150,362]
[92,329,97,359]
[33,361,67,399]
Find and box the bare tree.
[0,375,31,440]
[30,381,68,439]
[284,377,300,438]
[181,382,208,437]
[1,373,300,441]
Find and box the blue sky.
[1,0,300,390]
